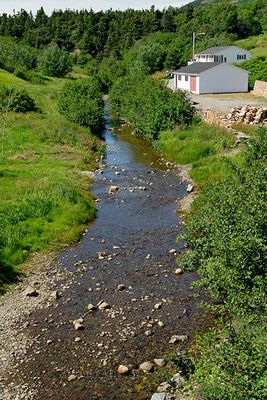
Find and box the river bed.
[3,109,209,400]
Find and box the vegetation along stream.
[3,106,210,400]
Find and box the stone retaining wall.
[252,80,267,98]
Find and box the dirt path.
[0,111,209,400]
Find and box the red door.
[190,76,197,92]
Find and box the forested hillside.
[0,0,266,60]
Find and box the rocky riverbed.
[0,111,209,400]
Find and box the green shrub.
[0,37,37,72]
[0,86,36,112]
[239,56,267,89]
[180,126,267,399]
[58,78,104,133]
[110,73,193,139]
[38,46,72,77]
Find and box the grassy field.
[0,69,103,290]
[156,122,238,187]
[235,34,267,57]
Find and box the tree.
[58,78,104,134]
[38,46,72,77]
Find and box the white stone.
[117,365,130,375]
[154,358,166,367]
[169,335,188,344]
[139,361,154,372]
[175,269,183,275]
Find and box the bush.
[110,73,193,139]
[58,78,104,134]
[38,46,72,77]
[0,37,37,72]
[0,86,36,112]
[239,56,267,89]
[180,126,267,399]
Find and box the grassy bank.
[156,122,237,188]
[157,121,267,399]
[0,69,103,291]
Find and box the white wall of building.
[199,64,248,94]
[195,46,252,64]
[174,74,191,91]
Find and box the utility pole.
[192,31,206,61]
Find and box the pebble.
[117,284,126,291]
[139,361,154,372]
[169,249,176,254]
[145,330,153,336]
[154,358,166,367]
[74,337,81,343]
[98,301,110,310]
[169,335,188,344]
[187,184,194,193]
[67,374,77,382]
[158,321,165,327]
[25,287,39,297]
[175,268,183,275]
[87,303,96,312]
[117,365,130,375]
[154,302,162,310]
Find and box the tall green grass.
[156,122,236,187]
[0,69,103,291]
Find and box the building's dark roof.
[197,45,236,55]
[173,62,221,75]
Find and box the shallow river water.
[11,109,209,399]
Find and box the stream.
[8,108,209,399]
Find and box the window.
[178,75,181,80]
[185,76,188,81]
[237,54,247,60]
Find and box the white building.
[172,62,248,94]
[195,45,252,64]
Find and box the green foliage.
[179,126,267,399]
[239,56,267,89]
[110,73,193,139]
[58,78,104,134]
[0,85,36,112]
[38,46,72,77]
[0,68,102,291]
[0,36,37,72]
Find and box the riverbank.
[0,69,103,292]
[155,125,267,400]
[0,108,212,400]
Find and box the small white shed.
[172,62,248,94]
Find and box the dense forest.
[0,0,266,59]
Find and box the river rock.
[139,361,154,372]
[117,284,126,291]
[169,249,176,255]
[158,321,165,327]
[175,269,183,275]
[108,185,119,194]
[187,184,194,193]
[98,301,110,310]
[169,335,188,344]
[25,287,39,297]
[74,322,85,331]
[67,374,77,382]
[50,290,60,300]
[154,359,166,367]
[171,373,185,388]
[151,394,168,400]
[117,365,130,375]
[154,302,162,310]
[87,303,96,312]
